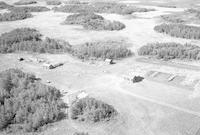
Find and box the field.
[1,0,200,135]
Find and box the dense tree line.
[138,42,200,60]
[70,97,117,122]
[71,40,133,60]
[0,6,50,22]
[63,12,125,31]
[0,28,131,59]
[46,0,62,5]
[0,10,32,22]
[154,24,200,39]
[0,2,13,9]
[0,28,71,53]
[0,69,67,132]
[54,2,154,15]
[9,6,50,13]
[14,0,37,5]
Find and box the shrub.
[138,42,200,60]
[14,0,37,5]
[154,23,200,39]
[54,2,154,15]
[0,1,13,9]
[71,40,132,60]
[0,28,72,53]
[46,1,62,5]
[63,12,125,31]
[70,97,117,122]
[10,6,50,12]
[0,10,32,22]
[0,69,67,132]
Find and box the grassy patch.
[63,12,125,31]
[138,42,200,60]
[71,40,132,60]
[0,28,71,53]
[54,2,154,15]
[0,69,67,132]
[70,97,117,122]
[154,23,200,39]
[14,0,37,5]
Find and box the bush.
[154,23,200,39]
[71,40,132,60]
[0,69,67,132]
[14,0,37,5]
[0,28,72,53]
[46,1,62,5]
[0,1,13,9]
[138,42,200,60]
[70,97,117,122]
[63,12,125,31]
[54,2,154,15]
[0,10,32,22]
[10,6,50,12]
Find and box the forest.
[63,12,126,31]
[71,40,133,60]
[70,97,117,122]
[0,28,71,53]
[0,69,67,132]
[54,2,154,15]
[138,42,200,60]
[154,24,200,39]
